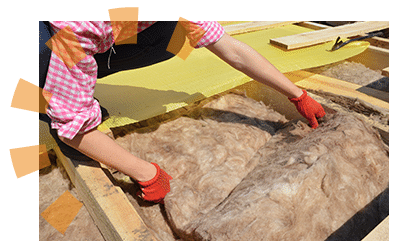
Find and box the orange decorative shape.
[110,21,138,45]
[41,190,83,235]
[179,19,206,48]
[166,20,188,58]
[109,7,139,45]
[108,7,139,21]
[45,25,87,69]
[39,143,51,170]
[11,79,52,114]
[167,17,206,60]
[10,145,50,178]
[41,88,53,113]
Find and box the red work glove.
[289,90,326,129]
[137,163,172,203]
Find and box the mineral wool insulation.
[114,92,389,241]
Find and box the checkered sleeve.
[190,21,225,48]
[44,21,115,140]
[45,21,157,140]
[45,53,103,140]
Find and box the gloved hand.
[137,163,172,203]
[289,90,326,129]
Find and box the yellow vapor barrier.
[94,24,369,129]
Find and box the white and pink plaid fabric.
[192,21,225,48]
[44,21,224,139]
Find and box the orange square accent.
[166,17,206,60]
[166,21,188,59]
[179,19,206,48]
[40,88,53,114]
[45,25,87,69]
[10,78,42,113]
[110,21,138,45]
[41,191,83,235]
[10,145,50,178]
[108,7,138,21]
[10,146,35,178]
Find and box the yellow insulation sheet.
[92,24,369,128]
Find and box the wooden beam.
[271,21,389,50]
[224,21,302,36]
[362,36,389,50]
[297,21,330,30]
[298,22,389,48]
[54,146,157,241]
[348,45,389,71]
[285,70,389,111]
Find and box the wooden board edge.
[348,45,389,72]
[382,67,389,77]
[286,71,389,111]
[298,22,389,49]
[54,146,157,241]
[273,21,389,50]
[362,216,389,241]
[225,21,302,36]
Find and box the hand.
[289,90,326,129]
[137,163,173,203]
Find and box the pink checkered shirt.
[44,21,225,139]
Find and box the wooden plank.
[297,21,330,30]
[382,67,389,77]
[298,22,389,49]
[362,216,389,241]
[271,21,389,50]
[218,21,248,26]
[54,146,157,241]
[362,36,389,49]
[348,45,389,71]
[286,70,389,111]
[224,21,302,36]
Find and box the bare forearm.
[59,128,156,182]
[207,33,303,99]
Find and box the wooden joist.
[270,21,389,50]
[54,146,156,241]
[348,45,389,71]
[363,36,389,50]
[286,70,389,110]
[224,21,302,36]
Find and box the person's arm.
[45,22,171,203]
[206,33,303,98]
[206,33,325,128]
[59,129,156,182]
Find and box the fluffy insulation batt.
[115,93,287,240]
[115,93,388,241]
[182,114,389,240]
